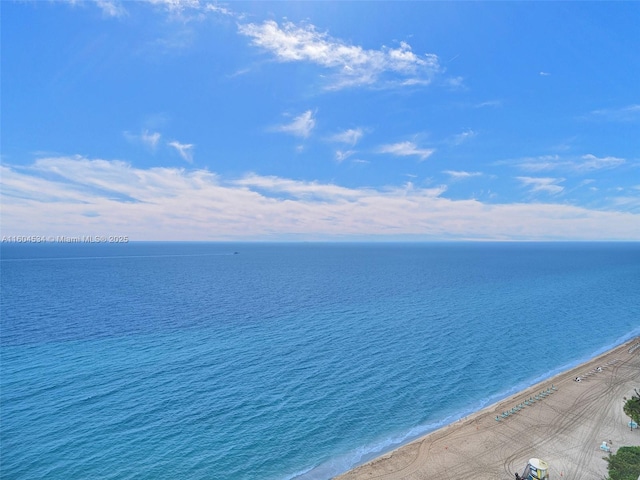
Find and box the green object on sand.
[605,446,640,480]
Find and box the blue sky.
[2,1,639,241]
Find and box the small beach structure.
[517,458,549,480]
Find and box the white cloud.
[145,0,202,13]
[444,76,465,89]
[608,195,640,211]
[516,154,625,173]
[575,154,625,172]
[204,3,234,16]
[61,0,128,17]
[96,0,127,17]
[2,157,639,241]
[443,170,482,180]
[588,104,640,122]
[238,20,440,89]
[517,176,565,195]
[330,128,364,146]
[377,141,434,161]
[516,155,562,172]
[142,0,238,22]
[451,129,477,145]
[168,140,194,162]
[144,0,232,14]
[141,130,161,149]
[335,150,355,163]
[233,173,365,200]
[474,100,502,109]
[274,110,316,138]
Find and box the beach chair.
[600,442,610,452]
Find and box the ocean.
[1,242,639,479]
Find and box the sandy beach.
[336,337,640,480]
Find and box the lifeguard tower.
[517,458,549,480]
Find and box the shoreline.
[335,337,640,480]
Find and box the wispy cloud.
[61,0,128,17]
[145,0,199,11]
[330,128,364,146]
[72,0,232,20]
[142,130,162,149]
[233,174,364,200]
[238,20,441,90]
[515,155,562,172]
[587,104,640,122]
[274,110,316,138]
[95,0,127,17]
[575,154,625,172]
[539,71,551,76]
[517,176,565,195]
[330,129,364,162]
[608,193,640,212]
[203,3,234,16]
[443,76,465,90]
[168,140,194,162]
[474,100,502,109]
[377,141,434,161]
[125,130,162,150]
[450,129,477,145]
[140,0,239,27]
[2,157,639,240]
[516,154,625,173]
[443,170,482,180]
[335,150,356,163]
[144,0,235,18]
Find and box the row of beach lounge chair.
[574,358,619,382]
[495,385,557,421]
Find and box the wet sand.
[336,337,640,480]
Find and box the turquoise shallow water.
[1,242,639,479]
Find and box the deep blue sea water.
[1,242,639,479]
